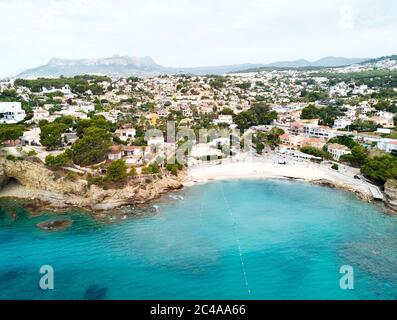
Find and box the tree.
[76,115,114,137]
[220,107,234,116]
[71,127,112,166]
[339,145,368,166]
[263,111,278,125]
[106,159,127,182]
[300,146,331,159]
[233,110,257,130]
[265,127,285,148]
[328,136,358,149]
[45,149,73,169]
[0,125,24,143]
[361,155,397,185]
[301,104,319,119]
[40,123,68,150]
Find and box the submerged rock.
[83,285,108,300]
[37,219,73,231]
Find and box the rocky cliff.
[0,158,183,213]
[384,179,397,212]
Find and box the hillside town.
[1,56,397,189]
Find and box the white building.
[333,118,352,130]
[0,102,26,124]
[327,143,351,161]
[21,127,41,146]
[303,125,336,139]
[115,128,136,142]
[32,108,50,123]
[377,139,397,153]
[214,114,233,126]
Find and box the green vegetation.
[323,69,397,90]
[300,146,331,159]
[45,149,73,169]
[233,103,277,130]
[339,145,368,167]
[0,125,24,143]
[361,155,397,185]
[106,159,127,182]
[348,120,377,132]
[14,75,111,95]
[236,82,251,90]
[165,157,184,176]
[39,123,68,149]
[71,127,112,166]
[300,104,343,126]
[331,164,339,170]
[209,76,227,89]
[254,127,285,151]
[327,135,358,149]
[300,89,329,102]
[76,115,114,137]
[141,163,160,174]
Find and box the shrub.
[6,155,16,161]
[45,149,73,169]
[331,164,339,170]
[142,163,160,174]
[27,150,37,157]
[106,159,127,182]
[87,174,104,187]
[128,166,137,176]
[300,146,331,159]
[64,172,77,182]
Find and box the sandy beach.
[182,154,383,201]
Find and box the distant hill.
[234,56,370,73]
[15,55,371,78]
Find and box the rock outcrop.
[383,179,397,212]
[0,158,183,213]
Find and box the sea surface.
[0,179,396,300]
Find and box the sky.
[0,0,396,77]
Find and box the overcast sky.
[0,0,396,77]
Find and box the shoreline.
[0,156,392,217]
[181,157,383,203]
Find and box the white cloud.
[0,0,396,76]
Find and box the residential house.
[370,116,394,128]
[0,102,26,124]
[115,128,136,142]
[108,146,122,161]
[213,115,233,126]
[377,139,397,153]
[328,143,351,160]
[333,118,352,130]
[32,108,50,123]
[21,127,41,146]
[301,137,326,149]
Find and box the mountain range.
[15,55,372,78]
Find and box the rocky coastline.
[0,158,183,217]
[1,157,396,217]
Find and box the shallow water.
[0,179,396,300]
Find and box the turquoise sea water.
[0,179,396,300]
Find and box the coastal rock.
[37,219,73,231]
[383,179,397,213]
[310,179,373,202]
[0,158,183,214]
